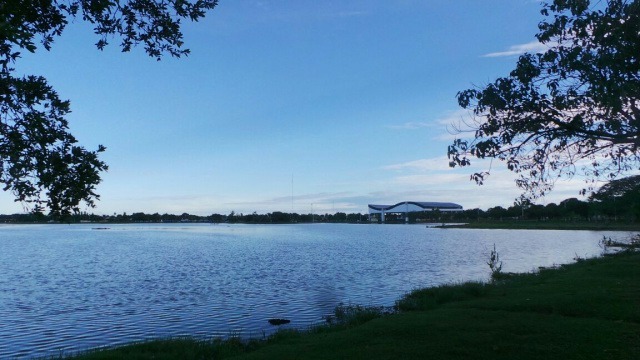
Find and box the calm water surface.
[0,223,631,358]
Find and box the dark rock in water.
[268,318,291,326]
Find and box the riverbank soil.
[71,251,639,360]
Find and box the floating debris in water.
[268,318,290,326]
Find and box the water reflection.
[0,223,630,358]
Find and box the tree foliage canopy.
[589,174,640,219]
[590,174,640,200]
[448,0,640,199]
[0,0,217,216]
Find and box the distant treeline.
[1,193,639,224]
[0,211,368,224]
[3,175,640,224]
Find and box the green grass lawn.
[65,251,640,360]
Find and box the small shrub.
[487,243,503,279]
[599,235,612,250]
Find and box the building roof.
[368,201,463,212]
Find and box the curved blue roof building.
[368,201,463,223]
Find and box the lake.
[0,223,631,358]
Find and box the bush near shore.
[62,249,640,360]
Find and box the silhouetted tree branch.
[0,0,217,217]
[448,0,640,199]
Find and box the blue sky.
[1,1,588,215]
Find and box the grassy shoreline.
[438,220,640,231]
[61,249,640,360]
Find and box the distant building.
[368,201,463,223]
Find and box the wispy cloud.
[387,121,433,130]
[383,157,450,172]
[378,155,594,209]
[387,110,473,135]
[482,40,548,58]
